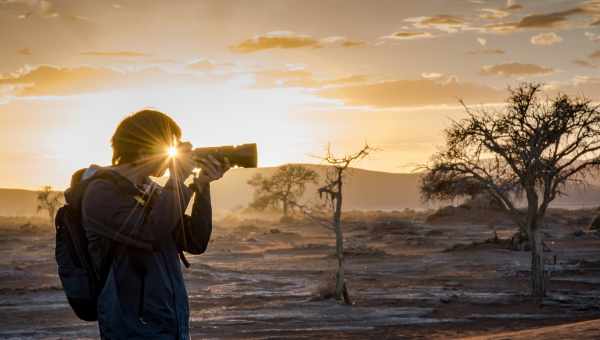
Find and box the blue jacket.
[80,166,212,339]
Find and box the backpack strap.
[73,168,155,251]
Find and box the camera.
[192,143,257,168]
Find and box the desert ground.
[0,206,599,339]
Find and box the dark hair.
[111,109,182,165]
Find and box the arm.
[82,177,192,249]
[174,183,212,254]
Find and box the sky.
[1,0,600,190]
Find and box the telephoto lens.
[192,143,257,168]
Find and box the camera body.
[192,143,257,168]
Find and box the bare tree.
[317,143,375,304]
[248,164,319,218]
[37,185,63,224]
[422,83,600,298]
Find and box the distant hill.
[0,164,598,217]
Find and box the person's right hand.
[169,141,194,183]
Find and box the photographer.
[80,110,229,339]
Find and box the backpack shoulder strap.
[73,168,155,251]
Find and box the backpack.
[54,167,152,321]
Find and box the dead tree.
[248,164,319,218]
[317,143,375,304]
[37,185,63,224]
[422,83,600,298]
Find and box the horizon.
[2,0,600,189]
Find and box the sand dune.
[1,164,598,217]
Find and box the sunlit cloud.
[318,78,506,107]
[0,64,200,98]
[484,3,600,33]
[479,8,511,20]
[530,32,563,46]
[320,36,365,47]
[480,62,555,77]
[380,31,434,40]
[505,0,523,11]
[406,15,468,33]
[420,72,444,80]
[252,67,368,89]
[573,59,598,68]
[230,31,321,53]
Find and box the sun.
[167,146,178,158]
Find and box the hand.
[192,154,231,190]
[169,141,194,182]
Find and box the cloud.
[17,48,32,55]
[186,59,217,71]
[485,3,600,33]
[406,15,468,32]
[230,31,321,53]
[480,63,555,77]
[590,49,600,59]
[252,68,368,89]
[573,59,598,68]
[0,64,197,97]
[318,78,506,107]
[505,0,523,10]
[421,72,445,80]
[530,32,563,46]
[380,31,434,40]
[80,51,150,57]
[479,8,511,19]
[320,36,366,47]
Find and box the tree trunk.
[529,225,546,298]
[283,200,289,217]
[333,176,350,304]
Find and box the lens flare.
[167,146,178,158]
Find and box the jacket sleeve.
[82,177,192,249]
[174,183,213,254]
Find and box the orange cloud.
[320,36,365,47]
[381,31,434,40]
[406,15,468,32]
[480,63,555,77]
[318,78,506,107]
[253,68,368,89]
[0,65,195,97]
[230,31,320,53]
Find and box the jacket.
[80,166,212,339]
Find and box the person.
[80,109,229,339]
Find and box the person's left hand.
[192,154,231,191]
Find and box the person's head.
[111,109,181,177]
